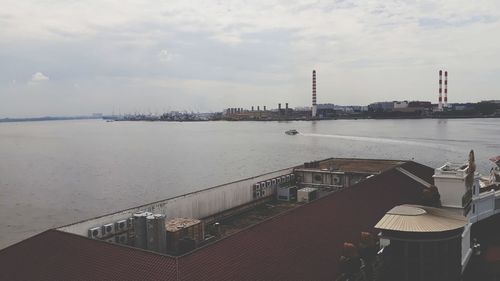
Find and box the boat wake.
[299,133,458,150]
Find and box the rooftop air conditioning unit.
[115,219,128,232]
[266,180,271,188]
[286,175,290,182]
[256,191,261,197]
[262,190,266,196]
[254,183,260,191]
[277,178,281,184]
[102,223,115,236]
[272,179,276,186]
[88,227,102,239]
[290,174,295,181]
[115,233,128,244]
[281,176,286,183]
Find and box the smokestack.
[444,71,448,108]
[278,103,281,110]
[251,106,254,111]
[264,106,266,111]
[285,103,288,110]
[438,70,443,111]
[257,106,260,111]
[312,70,317,117]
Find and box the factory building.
[368,101,394,112]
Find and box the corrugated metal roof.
[166,218,201,232]
[375,204,467,233]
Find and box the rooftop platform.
[297,158,405,174]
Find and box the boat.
[285,129,299,135]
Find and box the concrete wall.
[58,167,294,237]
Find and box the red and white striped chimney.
[438,70,443,111]
[444,71,448,108]
[312,70,317,117]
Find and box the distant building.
[449,103,475,111]
[408,101,432,109]
[393,101,409,109]
[368,102,394,112]
[317,103,336,117]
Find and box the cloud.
[31,72,49,82]
[158,49,173,62]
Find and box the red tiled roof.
[0,229,178,281]
[0,161,432,281]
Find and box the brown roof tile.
[0,230,178,281]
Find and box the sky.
[1,0,500,117]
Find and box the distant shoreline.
[114,115,500,122]
[2,115,499,124]
[0,116,102,123]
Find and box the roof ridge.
[395,167,432,188]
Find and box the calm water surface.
[1,118,499,248]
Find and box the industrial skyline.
[1,1,500,118]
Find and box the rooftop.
[0,160,434,281]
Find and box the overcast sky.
[1,0,500,117]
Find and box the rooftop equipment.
[146,214,167,253]
[166,218,204,254]
[102,223,115,237]
[277,185,297,202]
[88,226,102,239]
[115,219,128,233]
[297,187,318,203]
[115,233,128,245]
[133,212,151,249]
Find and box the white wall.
[470,190,495,223]
[434,176,466,208]
[58,168,294,237]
